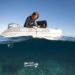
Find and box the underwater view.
[0,36,75,75]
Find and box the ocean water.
[0,36,75,75]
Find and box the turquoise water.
[0,37,75,75]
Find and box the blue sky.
[0,0,75,36]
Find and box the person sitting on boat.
[24,12,39,28]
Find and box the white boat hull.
[1,27,62,40]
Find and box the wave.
[59,36,75,42]
[0,36,33,44]
[0,35,75,45]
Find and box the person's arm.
[32,20,36,26]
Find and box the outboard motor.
[36,20,47,28]
[8,23,20,29]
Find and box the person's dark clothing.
[24,16,36,28]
